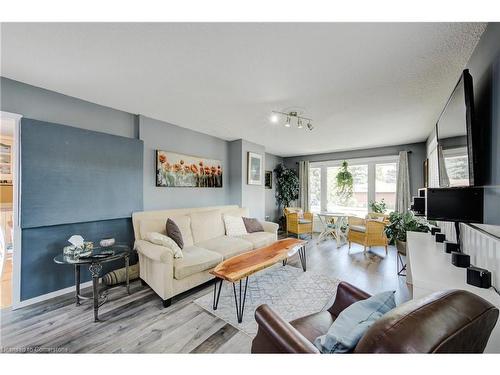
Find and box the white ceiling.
[0,23,486,156]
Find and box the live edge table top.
[210,238,306,283]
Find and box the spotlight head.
[285,116,291,127]
[297,118,303,128]
[306,122,314,131]
[270,113,279,123]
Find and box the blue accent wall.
[21,118,143,228]
[18,118,143,300]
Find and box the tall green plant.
[336,161,353,205]
[274,163,299,210]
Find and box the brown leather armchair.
[251,282,499,353]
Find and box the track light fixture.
[270,110,313,131]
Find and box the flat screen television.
[436,69,480,187]
[426,187,483,223]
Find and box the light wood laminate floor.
[0,236,410,353]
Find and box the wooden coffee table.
[210,238,307,323]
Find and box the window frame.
[309,155,399,214]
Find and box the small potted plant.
[385,211,429,253]
[369,198,387,214]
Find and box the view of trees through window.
[308,159,398,215]
[327,165,368,216]
[375,163,397,210]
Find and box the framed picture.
[156,150,223,187]
[247,152,263,185]
[423,158,429,188]
[265,170,273,189]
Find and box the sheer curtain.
[298,160,309,212]
[395,151,411,213]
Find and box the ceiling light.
[270,110,314,131]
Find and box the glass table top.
[54,244,131,265]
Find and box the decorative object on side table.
[54,244,132,322]
[99,237,116,247]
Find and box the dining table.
[316,212,349,248]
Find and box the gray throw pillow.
[314,290,396,353]
[166,218,184,249]
[242,217,264,233]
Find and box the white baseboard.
[12,281,93,310]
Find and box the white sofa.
[132,205,279,306]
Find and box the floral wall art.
[156,150,223,188]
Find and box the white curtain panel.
[395,151,411,213]
[298,160,310,212]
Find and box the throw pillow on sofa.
[144,232,183,259]
[314,290,396,353]
[166,218,184,249]
[223,215,248,236]
[242,217,264,233]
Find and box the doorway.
[0,111,21,309]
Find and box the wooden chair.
[284,207,313,239]
[348,216,388,255]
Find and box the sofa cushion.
[239,232,276,249]
[223,215,248,236]
[197,236,253,259]
[350,225,366,233]
[173,245,223,280]
[313,291,396,353]
[242,217,264,233]
[190,210,225,243]
[166,219,184,249]
[144,232,183,258]
[169,215,194,247]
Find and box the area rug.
[193,264,340,337]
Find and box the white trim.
[1,111,22,310]
[14,281,93,309]
[310,154,399,168]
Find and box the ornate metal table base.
[212,245,307,323]
[74,256,130,322]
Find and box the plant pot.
[396,239,407,256]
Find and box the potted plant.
[369,198,387,214]
[274,163,299,228]
[335,161,353,205]
[385,211,429,253]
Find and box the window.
[309,167,321,212]
[326,165,368,216]
[375,163,397,211]
[309,156,399,216]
